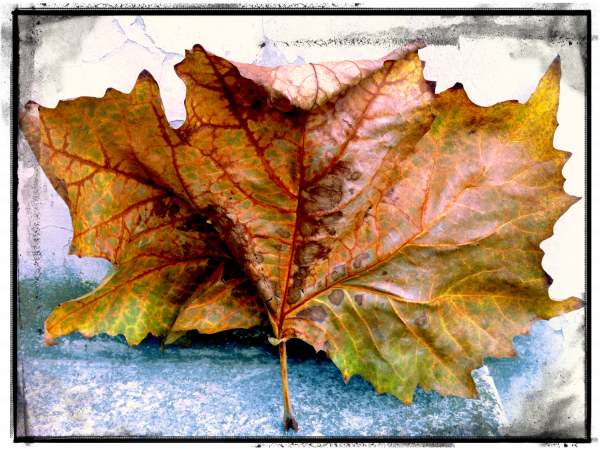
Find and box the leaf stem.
[279,341,299,433]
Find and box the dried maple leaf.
[282,56,583,406]
[18,89,267,348]
[18,39,583,433]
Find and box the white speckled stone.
[17,324,508,437]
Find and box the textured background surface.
[15,14,586,438]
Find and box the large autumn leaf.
[281,56,583,404]
[18,89,266,347]
[19,39,583,432]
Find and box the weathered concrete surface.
[486,310,586,438]
[16,15,586,439]
[17,340,508,437]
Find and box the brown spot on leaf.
[68,243,79,256]
[352,258,362,270]
[254,253,264,264]
[286,286,302,305]
[302,173,344,215]
[320,211,343,226]
[276,228,291,238]
[299,220,318,238]
[412,311,429,329]
[257,277,277,303]
[296,242,327,266]
[350,171,361,181]
[273,243,284,251]
[329,289,344,306]
[288,267,310,304]
[302,186,343,215]
[229,223,248,244]
[332,161,353,180]
[354,294,364,306]
[352,251,371,270]
[328,263,347,284]
[382,271,388,276]
[297,305,327,324]
[295,267,309,281]
[323,173,344,191]
[269,280,280,297]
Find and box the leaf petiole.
[279,341,298,433]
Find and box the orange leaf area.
[19,97,266,347]
[20,40,582,406]
[283,57,582,403]
[40,192,266,346]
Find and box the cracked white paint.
[17,15,586,437]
